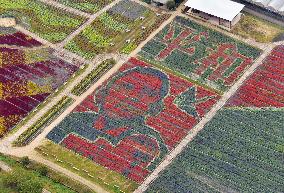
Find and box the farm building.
[183,0,245,29]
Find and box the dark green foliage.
[166,0,176,10]
[20,156,30,168]
[2,169,43,193]
[147,108,284,193]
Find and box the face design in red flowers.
[101,68,166,120]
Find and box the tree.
[174,0,183,4]
[36,166,48,176]
[166,0,176,10]
[143,0,151,4]
[20,156,30,168]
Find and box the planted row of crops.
[0,0,86,43]
[139,16,261,92]
[55,0,115,14]
[46,57,220,182]
[146,108,284,193]
[71,59,116,96]
[227,45,284,108]
[65,0,169,59]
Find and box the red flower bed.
[0,31,42,47]
[227,45,284,108]
[48,57,220,182]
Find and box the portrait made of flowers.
[47,58,220,182]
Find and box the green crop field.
[146,108,284,193]
[0,0,86,43]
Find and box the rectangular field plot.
[0,31,79,136]
[46,57,221,183]
[65,0,169,59]
[146,108,284,193]
[37,140,138,193]
[54,0,115,14]
[0,0,86,43]
[139,16,261,92]
[227,45,284,108]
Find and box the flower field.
[46,57,220,182]
[0,34,79,136]
[227,45,284,108]
[139,16,261,92]
[55,0,115,14]
[145,46,284,193]
[0,30,42,47]
[0,0,86,43]
[65,0,169,59]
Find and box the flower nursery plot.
[227,45,284,108]
[0,29,42,47]
[139,16,261,92]
[54,0,115,14]
[0,0,86,43]
[46,57,220,183]
[0,33,79,136]
[65,0,169,59]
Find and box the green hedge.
[71,59,116,96]
[14,96,74,146]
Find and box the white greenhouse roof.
[184,0,245,21]
[250,0,284,13]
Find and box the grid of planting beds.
[139,16,261,92]
[0,34,79,136]
[1,0,86,43]
[46,57,220,183]
[227,45,284,108]
[55,0,115,14]
[65,0,169,59]
[145,46,284,193]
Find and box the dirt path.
[0,160,12,172]
[28,152,108,193]
[133,43,275,193]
